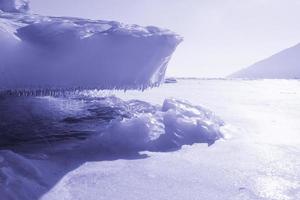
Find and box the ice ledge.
[0,1,182,91]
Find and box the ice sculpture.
[0,0,182,91]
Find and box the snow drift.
[0,0,182,90]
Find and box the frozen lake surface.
[1,79,300,200]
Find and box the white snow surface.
[0,2,182,90]
[1,79,300,200]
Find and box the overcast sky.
[30,0,300,77]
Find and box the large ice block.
[0,1,182,91]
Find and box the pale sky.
[30,0,300,77]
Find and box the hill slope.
[229,43,300,79]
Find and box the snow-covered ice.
[0,1,299,200]
[1,79,300,200]
[0,89,225,199]
[0,0,182,90]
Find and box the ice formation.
[98,98,224,151]
[0,96,224,150]
[0,0,182,91]
[0,94,224,199]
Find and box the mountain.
[229,43,300,79]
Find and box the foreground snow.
[0,0,182,90]
[1,79,300,200]
[45,79,300,200]
[0,94,224,199]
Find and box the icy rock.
[0,0,182,91]
[0,0,29,13]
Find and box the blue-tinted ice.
[0,95,224,151]
[0,0,182,90]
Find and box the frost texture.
[0,0,182,90]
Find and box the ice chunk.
[0,3,182,91]
[90,98,224,151]
[164,77,178,84]
[0,96,224,151]
[0,0,29,13]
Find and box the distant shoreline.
[166,77,300,81]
